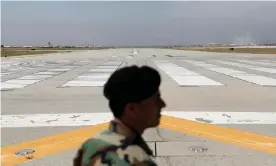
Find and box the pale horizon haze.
[1,1,276,46]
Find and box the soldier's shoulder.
[83,129,149,156]
[114,143,157,165]
[81,130,157,165]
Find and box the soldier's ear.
[124,103,139,117]
[125,103,134,113]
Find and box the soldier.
[74,65,166,166]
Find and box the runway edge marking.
[1,114,276,165]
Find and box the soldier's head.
[103,65,166,133]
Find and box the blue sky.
[1,1,276,46]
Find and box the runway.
[1,48,276,166]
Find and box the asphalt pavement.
[1,48,276,166]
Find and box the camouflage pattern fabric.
[73,119,157,166]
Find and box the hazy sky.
[1,1,276,46]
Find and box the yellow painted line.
[1,123,109,166]
[159,116,276,155]
[1,115,276,166]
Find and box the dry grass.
[1,49,71,57]
[177,47,276,54]
[0,47,76,57]
[1,47,109,57]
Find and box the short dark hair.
[108,100,126,117]
[103,65,161,118]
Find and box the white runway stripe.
[185,60,276,86]
[154,60,223,86]
[0,61,82,90]
[1,111,275,128]
[1,80,42,89]
[19,75,53,80]
[234,60,276,67]
[1,72,14,77]
[60,60,122,87]
[213,60,276,74]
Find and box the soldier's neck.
[119,118,145,135]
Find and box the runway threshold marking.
[1,115,276,166]
[153,60,224,86]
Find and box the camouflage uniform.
[74,119,157,166]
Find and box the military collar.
[108,119,153,156]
